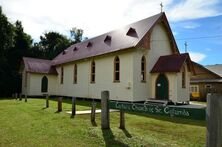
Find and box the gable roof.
[192,62,221,78]
[150,53,192,73]
[205,64,222,77]
[23,57,57,75]
[52,12,179,65]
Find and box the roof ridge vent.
[104,35,111,42]
[104,35,111,46]
[87,42,92,48]
[73,47,78,51]
[126,27,138,37]
[62,50,68,55]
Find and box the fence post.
[91,100,96,124]
[71,97,76,117]
[15,93,18,100]
[119,110,125,129]
[101,91,110,129]
[58,97,62,112]
[46,94,49,108]
[19,93,22,101]
[25,94,27,102]
[206,93,222,147]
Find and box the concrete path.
[190,102,206,106]
[66,109,119,115]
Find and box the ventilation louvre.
[62,50,67,55]
[87,42,92,48]
[126,27,138,37]
[73,47,78,51]
[104,35,111,42]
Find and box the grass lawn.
[0,98,206,147]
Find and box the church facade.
[21,13,193,103]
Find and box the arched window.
[114,56,120,82]
[73,64,77,84]
[141,56,146,82]
[41,76,48,93]
[91,61,95,83]
[182,66,186,88]
[60,67,64,84]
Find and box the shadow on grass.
[127,112,206,127]
[54,110,62,113]
[102,129,128,147]
[122,129,132,138]
[91,120,97,127]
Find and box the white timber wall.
[132,23,173,101]
[176,64,190,102]
[57,50,134,101]
[25,73,57,96]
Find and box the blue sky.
[171,15,222,65]
[1,0,222,65]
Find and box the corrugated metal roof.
[52,13,169,65]
[150,53,191,73]
[205,64,222,77]
[23,57,57,75]
[191,61,221,78]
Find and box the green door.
[156,74,168,100]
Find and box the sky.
[1,0,222,65]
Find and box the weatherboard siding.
[56,50,134,101]
[132,23,190,103]
[176,64,190,102]
[24,73,57,96]
[132,23,173,101]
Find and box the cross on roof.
[160,2,163,12]
[184,41,188,53]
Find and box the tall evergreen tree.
[38,31,71,59]
[7,21,32,71]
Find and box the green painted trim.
[109,101,206,120]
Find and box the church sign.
[109,101,206,120]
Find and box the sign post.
[119,110,125,129]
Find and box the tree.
[70,27,83,44]
[37,31,71,59]
[0,6,14,57]
[7,21,32,71]
[0,7,33,96]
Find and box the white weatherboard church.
[21,13,193,103]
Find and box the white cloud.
[172,31,178,36]
[0,0,221,40]
[183,22,200,29]
[189,52,206,62]
[205,48,212,51]
[167,0,221,21]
